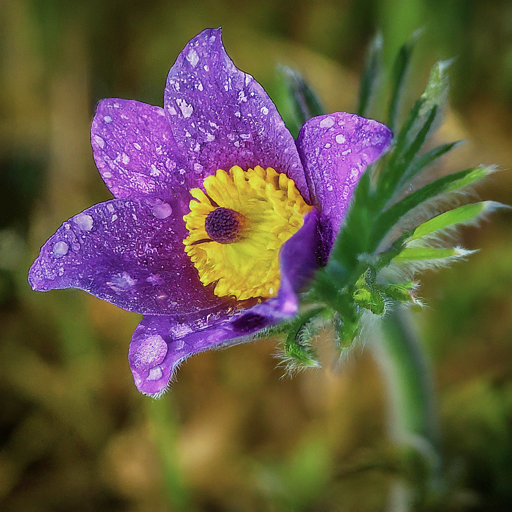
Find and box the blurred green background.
[1,0,512,510]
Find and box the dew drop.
[53,241,69,258]
[186,49,199,67]
[75,213,93,231]
[152,202,172,219]
[93,135,105,148]
[319,116,335,128]
[147,366,163,381]
[134,334,168,369]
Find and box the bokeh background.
[1,0,512,510]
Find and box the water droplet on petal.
[176,98,193,118]
[93,135,105,148]
[53,241,68,258]
[186,49,199,67]
[107,271,137,292]
[152,202,172,219]
[147,366,163,381]
[133,334,168,369]
[320,116,335,128]
[75,213,94,231]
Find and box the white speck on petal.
[107,203,114,213]
[197,82,203,91]
[133,142,142,150]
[107,271,137,293]
[204,64,209,71]
[111,214,118,222]
[261,106,269,115]
[341,149,351,156]
[104,116,112,123]
[194,163,203,173]
[152,202,172,219]
[336,134,346,144]
[237,90,247,102]
[75,213,93,231]
[167,105,177,115]
[186,49,199,67]
[320,116,335,128]
[122,153,130,165]
[325,143,331,148]
[53,241,68,258]
[176,98,193,118]
[205,132,215,142]
[93,135,105,148]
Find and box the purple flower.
[29,28,392,396]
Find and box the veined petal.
[28,198,233,316]
[164,28,309,200]
[91,99,188,200]
[129,210,319,396]
[297,112,392,249]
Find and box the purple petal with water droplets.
[28,198,233,316]
[164,28,309,200]
[129,210,320,396]
[297,112,392,252]
[91,99,189,200]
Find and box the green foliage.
[277,33,500,368]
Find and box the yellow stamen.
[183,166,313,301]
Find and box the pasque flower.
[29,28,392,396]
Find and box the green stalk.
[146,395,193,511]
[372,309,444,510]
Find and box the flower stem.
[146,395,192,511]
[372,309,444,510]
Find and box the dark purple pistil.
[205,207,245,244]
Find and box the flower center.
[183,165,313,301]
[204,207,245,244]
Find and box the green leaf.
[398,141,463,189]
[393,247,475,262]
[377,105,438,206]
[357,33,383,117]
[278,307,324,373]
[369,166,494,251]
[408,201,507,242]
[387,32,421,131]
[382,282,417,303]
[420,59,452,118]
[277,65,325,127]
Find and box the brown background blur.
[1,0,512,510]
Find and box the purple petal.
[129,211,320,396]
[28,198,233,316]
[164,28,309,200]
[297,112,392,252]
[91,99,188,200]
